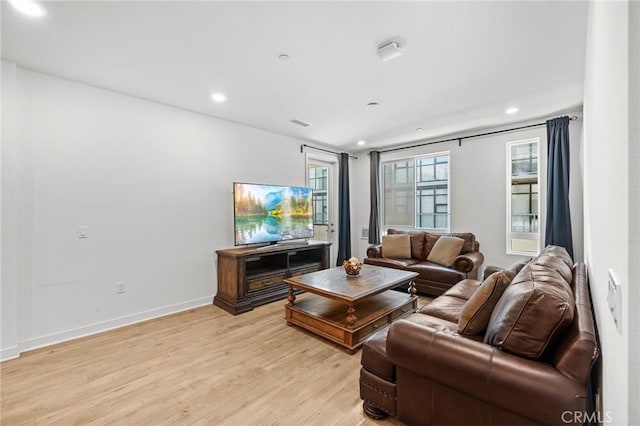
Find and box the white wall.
[351,116,584,272]
[1,61,20,359]
[582,1,638,425]
[628,3,640,423]
[1,64,308,359]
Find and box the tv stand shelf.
[214,241,331,315]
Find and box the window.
[308,165,328,225]
[507,139,540,255]
[383,152,450,231]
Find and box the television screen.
[233,182,314,246]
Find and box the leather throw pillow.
[484,262,575,359]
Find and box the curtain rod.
[300,144,358,159]
[377,115,578,154]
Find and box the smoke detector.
[377,41,402,62]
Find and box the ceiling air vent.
[290,119,312,127]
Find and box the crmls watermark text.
[561,411,613,424]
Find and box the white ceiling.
[1,1,589,151]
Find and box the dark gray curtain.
[336,153,352,265]
[368,150,381,244]
[545,116,574,259]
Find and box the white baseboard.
[2,296,212,361]
[1,345,20,362]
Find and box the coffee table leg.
[346,304,357,328]
[287,285,296,306]
[409,280,417,297]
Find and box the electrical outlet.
[78,226,88,239]
[116,282,126,294]
[361,227,369,239]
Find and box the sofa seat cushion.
[364,257,420,270]
[417,295,467,323]
[484,261,575,359]
[406,262,465,284]
[399,311,475,340]
[361,327,395,381]
[442,279,481,300]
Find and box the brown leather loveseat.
[359,246,599,426]
[364,229,484,296]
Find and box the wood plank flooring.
[1,294,428,425]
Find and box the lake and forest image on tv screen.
[233,183,314,245]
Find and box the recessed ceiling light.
[278,54,290,61]
[211,93,227,103]
[357,140,366,146]
[416,127,423,132]
[367,102,380,108]
[505,107,519,115]
[9,0,47,17]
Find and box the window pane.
[507,140,540,254]
[383,161,415,227]
[383,153,449,230]
[435,163,448,181]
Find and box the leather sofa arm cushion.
[386,319,587,425]
[366,245,383,259]
[452,251,484,273]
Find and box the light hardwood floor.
[1,295,428,425]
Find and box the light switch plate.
[78,226,88,239]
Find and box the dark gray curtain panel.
[368,150,381,245]
[545,116,574,259]
[336,153,352,265]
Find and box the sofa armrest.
[452,251,484,275]
[366,245,383,259]
[386,319,587,425]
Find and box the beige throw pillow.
[381,234,411,259]
[458,270,515,335]
[426,236,465,267]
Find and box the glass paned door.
[307,156,338,261]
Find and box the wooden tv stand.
[214,241,331,315]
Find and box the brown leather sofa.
[359,246,599,426]
[364,229,484,296]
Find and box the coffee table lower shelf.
[285,291,417,353]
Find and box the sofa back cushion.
[385,229,479,260]
[484,261,575,359]
[539,245,573,267]
[552,262,599,383]
[458,269,515,335]
[381,234,411,259]
[450,232,478,254]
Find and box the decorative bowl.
[343,257,362,276]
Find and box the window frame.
[506,138,541,256]
[381,150,451,232]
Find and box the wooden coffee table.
[284,264,419,353]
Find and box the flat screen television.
[233,182,314,246]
